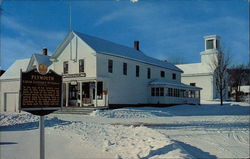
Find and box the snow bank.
[91,109,156,118]
[1,113,191,159]
[54,121,192,159]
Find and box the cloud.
[1,15,67,69]
[1,36,41,70]
[2,15,66,41]
[94,3,157,26]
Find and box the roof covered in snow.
[0,58,30,80]
[149,79,202,90]
[33,54,52,66]
[176,63,213,75]
[74,31,182,72]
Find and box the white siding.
[97,53,181,104]
[180,74,213,100]
[53,36,97,77]
[0,80,20,112]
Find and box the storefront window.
[97,82,103,99]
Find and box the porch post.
[80,82,82,107]
[95,80,98,107]
[66,82,69,107]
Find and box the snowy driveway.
[1,101,249,159]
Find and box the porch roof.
[149,79,202,90]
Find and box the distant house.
[176,35,228,101]
[227,68,250,101]
[0,31,201,112]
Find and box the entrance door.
[82,83,91,105]
[68,83,78,106]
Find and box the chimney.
[134,41,140,51]
[42,48,47,56]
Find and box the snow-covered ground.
[1,100,249,159]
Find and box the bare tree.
[228,64,249,102]
[210,49,231,105]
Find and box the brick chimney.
[42,48,47,56]
[134,41,139,51]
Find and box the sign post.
[40,116,45,159]
[20,68,62,159]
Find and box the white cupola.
[200,35,220,65]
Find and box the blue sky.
[1,0,249,70]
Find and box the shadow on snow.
[146,122,249,130]
[126,103,250,117]
[141,140,217,159]
[0,117,72,132]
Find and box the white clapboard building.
[0,31,201,112]
[176,35,228,100]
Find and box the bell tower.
[200,35,220,65]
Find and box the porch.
[62,77,108,107]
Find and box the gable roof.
[27,54,52,71]
[52,31,182,72]
[176,63,213,75]
[0,58,30,80]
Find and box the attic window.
[63,61,68,74]
[79,59,84,73]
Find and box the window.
[168,88,173,96]
[177,89,180,97]
[97,82,103,99]
[136,65,140,77]
[151,88,155,96]
[156,88,160,96]
[160,88,164,96]
[123,63,127,75]
[172,73,176,80]
[152,87,164,96]
[206,39,214,50]
[160,71,165,78]
[190,83,196,86]
[79,59,84,73]
[108,59,113,73]
[195,91,200,98]
[63,61,68,74]
[147,68,151,79]
[216,40,219,49]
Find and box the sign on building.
[20,68,62,116]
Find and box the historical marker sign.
[20,69,62,115]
